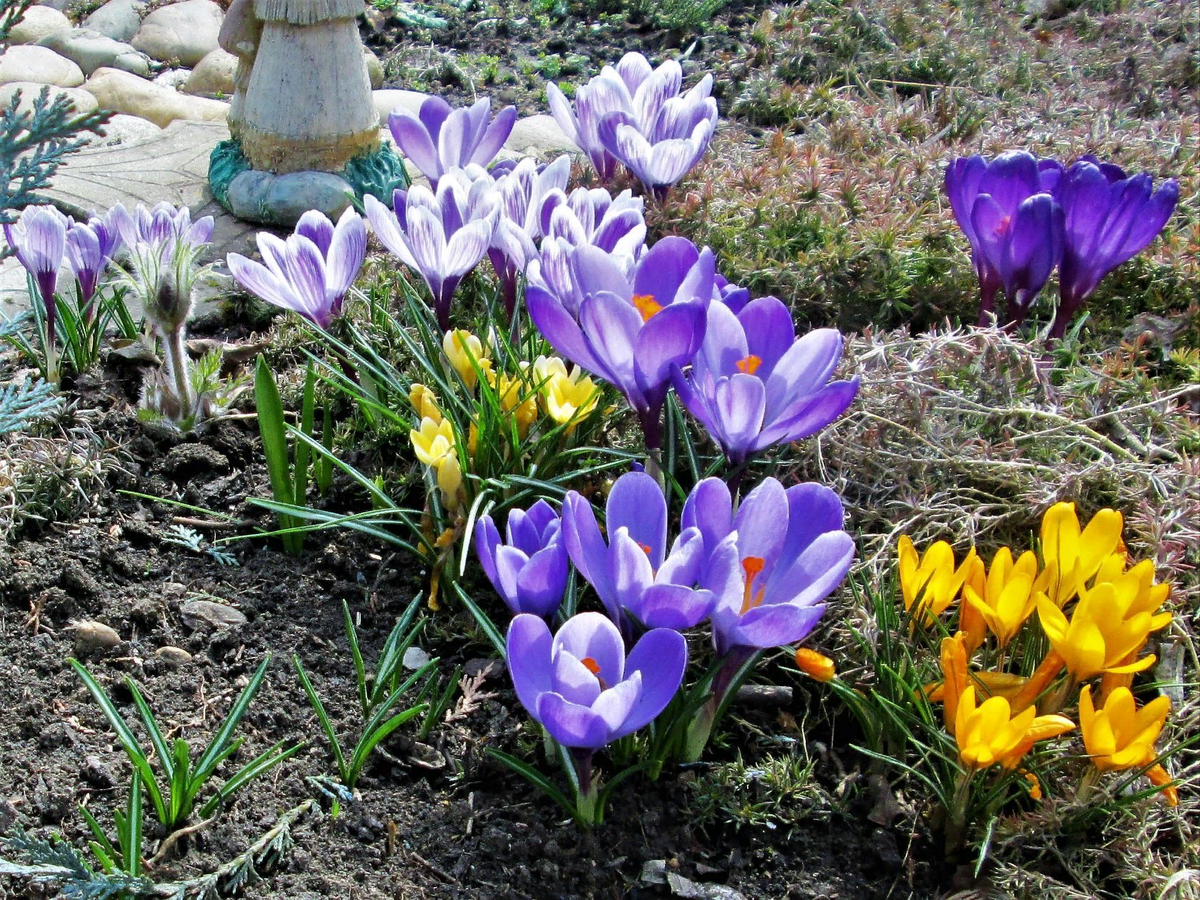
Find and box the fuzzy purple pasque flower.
[682,476,854,656]
[388,95,517,188]
[4,205,69,329]
[1048,155,1179,340]
[526,235,712,448]
[487,155,572,319]
[561,471,731,634]
[365,166,500,331]
[548,52,717,196]
[227,208,366,329]
[475,500,569,619]
[506,611,687,752]
[673,296,858,465]
[946,152,1065,328]
[109,201,213,261]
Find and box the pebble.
[83,67,229,129]
[402,646,431,670]
[505,114,577,155]
[0,81,98,116]
[82,755,117,788]
[372,88,426,127]
[363,47,383,90]
[131,0,223,68]
[155,645,193,667]
[0,45,85,88]
[179,597,247,629]
[83,0,147,43]
[86,112,163,147]
[183,48,237,97]
[7,6,71,44]
[70,619,121,655]
[37,29,151,78]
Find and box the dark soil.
[0,387,941,898]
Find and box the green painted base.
[208,137,411,226]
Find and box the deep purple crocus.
[4,205,69,337]
[506,611,687,754]
[365,166,499,331]
[475,500,569,619]
[388,95,517,188]
[561,471,730,633]
[946,152,1065,328]
[1049,156,1179,340]
[227,208,366,329]
[487,155,572,319]
[526,236,712,448]
[673,297,858,465]
[682,476,854,656]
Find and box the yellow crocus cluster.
[533,355,600,432]
[913,501,1177,806]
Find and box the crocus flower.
[681,476,855,655]
[410,415,463,509]
[1034,502,1123,607]
[365,167,499,331]
[1079,685,1170,773]
[673,296,858,465]
[475,500,568,618]
[896,536,979,624]
[527,236,713,448]
[442,329,491,389]
[962,547,1039,648]
[561,471,725,632]
[4,205,69,354]
[488,155,571,318]
[388,95,517,188]
[533,355,600,430]
[1049,156,1179,340]
[539,186,647,271]
[487,368,538,438]
[946,152,1065,327]
[954,685,1075,770]
[506,611,687,753]
[794,648,836,683]
[227,208,366,329]
[64,222,107,314]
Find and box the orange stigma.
[741,556,767,615]
[638,542,653,556]
[736,354,762,375]
[632,294,663,322]
[581,656,607,689]
[994,215,1012,237]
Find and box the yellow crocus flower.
[534,355,600,430]
[487,369,538,438]
[897,536,978,623]
[1079,685,1170,772]
[1036,579,1171,684]
[443,329,491,389]
[955,685,1075,770]
[962,546,1039,648]
[410,416,456,467]
[409,383,442,423]
[1035,502,1124,607]
[435,450,463,510]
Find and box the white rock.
[183,47,237,98]
[7,6,71,45]
[0,81,98,116]
[0,45,85,88]
[37,29,150,78]
[83,0,146,43]
[363,47,383,90]
[132,0,223,68]
[505,114,578,155]
[87,112,162,146]
[153,67,190,90]
[83,67,229,129]
[372,88,426,127]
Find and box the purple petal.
[606,471,667,566]
[555,612,626,685]
[295,210,334,257]
[472,105,518,168]
[536,693,610,750]
[506,614,554,718]
[618,627,687,736]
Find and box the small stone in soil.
[83,754,117,788]
[155,645,192,667]
[70,619,121,655]
[180,598,247,629]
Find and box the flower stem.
[164,325,194,417]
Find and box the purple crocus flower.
[487,155,572,319]
[561,471,730,633]
[673,297,858,465]
[388,95,517,189]
[365,166,500,331]
[548,52,717,195]
[475,500,569,619]
[1048,156,1179,340]
[946,152,1065,328]
[539,186,647,263]
[4,205,69,335]
[682,476,854,656]
[506,611,687,754]
[526,236,712,448]
[227,208,366,329]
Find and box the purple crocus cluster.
[547,52,717,197]
[947,151,1178,338]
